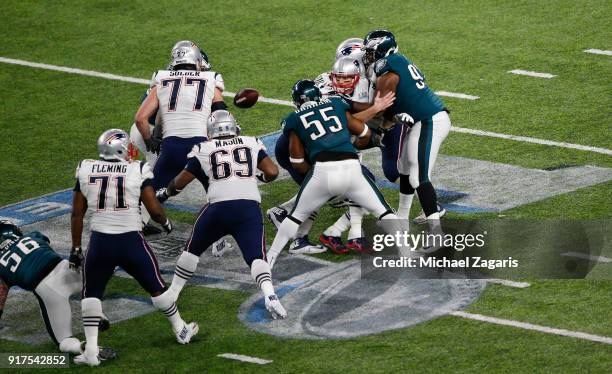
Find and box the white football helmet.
[97,129,136,162]
[331,56,360,95]
[335,37,364,60]
[207,110,239,139]
[170,44,203,71]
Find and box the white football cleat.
[265,295,287,320]
[288,236,327,254]
[413,205,447,225]
[211,238,232,257]
[74,352,100,367]
[175,321,199,344]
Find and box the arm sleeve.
[214,72,225,91]
[74,161,83,192]
[373,58,393,78]
[281,115,295,136]
[256,138,268,163]
[185,156,209,187]
[139,162,155,188]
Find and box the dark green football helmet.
[0,220,22,251]
[291,79,322,107]
[362,29,398,69]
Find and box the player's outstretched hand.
[69,247,84,271]
[162,219,173,235]
[372,91,395,112]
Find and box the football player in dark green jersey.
[267,80,403,268]
[363,29,451,248]
[0,220,113,358]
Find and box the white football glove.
[393,112,415,126]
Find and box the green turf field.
[0,0,610,372]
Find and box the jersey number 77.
[162,77,208,111]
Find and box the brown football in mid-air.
[233,88,259,108]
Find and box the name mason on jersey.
[214,137,244,147]
[91,164,129,174]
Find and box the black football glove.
[256,172,267,183]
[144,137,161,154]
[161,219,173,235]
[69,247,83,271]
[156,188,170,203]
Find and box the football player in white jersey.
[71,129,198,366]
[135,42,227,192]
[156,111,287,319]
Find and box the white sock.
[324,211,351,237]
[397,193,414,219]
[427,212,442,234]
[81,298,102,356]
[170,251,199,297]
[347,207,365,240]
[152,290,184,333]
[267,218,299,269]
[250,259,275,298]
[296,211,317,238]
[279,195,297,211]
[59,337,82,354]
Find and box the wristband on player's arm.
[358,124,370,138]
[211,101,228,112]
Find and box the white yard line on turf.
[561,252,612,263]
[508,69,556,79]
[435,91,479,100]
[217,353,272,365]
[486,279,530,288]
[2,56,611,156]
[451,311,612,345]
[583,49,612,56]
[450,126,612,156]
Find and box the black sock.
[416,182,438,216]
[399,174,415,194]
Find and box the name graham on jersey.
[295,98,333,112]
[91,164,128,173]
[215,137,244,147]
